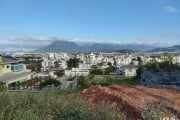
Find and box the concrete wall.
[1,63,12,74]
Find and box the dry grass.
[0,90,123,120]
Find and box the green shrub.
[0,81,7,91]
[77,76,91,89]
[141,102,163,120]
[90,68,103,75]
[54,70,64,77]
[40,79,61,88]
[67,77,76,81]
[104,66,116,75]
[0,91,124,120]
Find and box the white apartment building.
[121,65,138,77]
[41,57,52,71]
[65,68,89,77]
[172,55,180,64]
[83,53,96,64]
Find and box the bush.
[54,70,64,77]
[21,60,42,72]
[90,68,103,75]
[0,91,123,120]
[104,66,116,75]
[0,81,7,91]
[67,58,80,69]
[67,77,76,81]
[77,76,91,89]
[40,79,61,88]
[141,102,163,120]
[145,61,180,71]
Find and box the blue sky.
[0,0,180,50]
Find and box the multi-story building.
[121,65,138,77]
[172,54,180,64]
[65,68,89,77]
[0,55,33,90]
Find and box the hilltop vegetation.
[144,61,180,71]
[77,75,140,90]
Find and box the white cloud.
[164,6,178,13]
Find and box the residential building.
[0,54,33,90]
[172,54,180,64]
[65,68,89,77]
[121,65,138,77]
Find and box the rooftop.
[0,55,18,64]
[0,72,32,83]
[122,65,138,69]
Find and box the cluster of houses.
[1,52,180,90]
[12,52,180,78]
[39,52,141,77]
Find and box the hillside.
[37,40,85,53]
[0,84,179,120]
[0,90,123,120]
[149,45,180,52]
[82,85,180,120]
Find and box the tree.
[136,66,143,79]
[77,76,90,89]
[107,62,112,66]
[54,61,60,68]
[67,58,80,69]
[40,79,61,88]
[113,58,117,66]
[137,57,143,66]
[90,68,103,75]
[104,66,116,75]
[0,81,7,91]
[21,60,42,72]
[54,70,64,77]
[140,61,180,72]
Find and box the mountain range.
[36,40,156,53]
[36,40,180,53]
[149,45,180,52]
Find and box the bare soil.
[82,85,180,120]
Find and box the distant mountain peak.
[149,45,180,52]
[36,40,156,53]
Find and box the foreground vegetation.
[0,90,124,120]
[0,89,167,120]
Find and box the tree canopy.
[67,58,80,69]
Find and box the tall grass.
[0,91,123,120]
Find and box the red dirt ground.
[82,85,180,120]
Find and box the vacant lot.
[82,85,180,120]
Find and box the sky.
[0,0,180,50]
